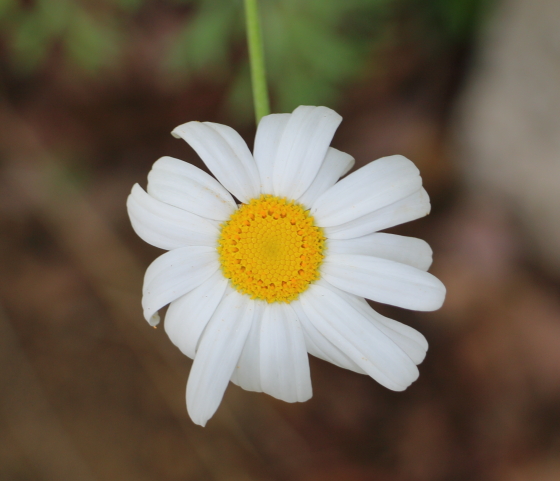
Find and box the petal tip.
[148,312,160,326]
[171,121,200,139]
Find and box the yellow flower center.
[218,195,325,303]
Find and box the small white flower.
[127,106,446,426]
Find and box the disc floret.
[218,195,325,303]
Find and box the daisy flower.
[127,106,446,426]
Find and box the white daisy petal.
[334,290,428,365]
[321,254,446,311]
[127,184,220,250]
[258,303,312,403]
[327,233,433,271]
[311,155,422,227]
[273,106,342,199]
[291,299,366,374]
[367,314,427,365]
[230,300,265,392]
[186,288,253,426]
[300,283,419,391]
[147,156,236,221]
[164,270,229,359]
[324,188,431,239]
[142,246,219,325]
[253,113,290,193]
[172,121,260,202]
[297,147,355,207]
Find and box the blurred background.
[1,0,560,479]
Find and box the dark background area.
[2,0,560,480]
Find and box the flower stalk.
[244,0,270,124]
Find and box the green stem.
[244,0,270,124]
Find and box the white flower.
[127,105,446,426]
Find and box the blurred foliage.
[407,0,493,45]
[167,0,396,116]
[166,0,493,115]
[0,0,492,113]
[0,0,132,74]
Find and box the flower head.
[127,106,446,426]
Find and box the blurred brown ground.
[2,1,560,481]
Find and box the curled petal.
[272,106,342,199]
[324,188,431,239]
[147,156,236,221]
[327,233,433,271]
[312,155,422,228]
[127,184,220,250]
[297,147,355,208]
[142,246,219,325]
[164,270,229,359]
[172,121,260,202]
[335,290,428,366]
[258,303,312,403]
[230,300,265,393]
[186,288,253,426]
[253,114,290,193]
[291,299,366,374]
[321,254,446,311]
[300,283,419,391]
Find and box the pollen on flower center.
[217,195,325,303]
